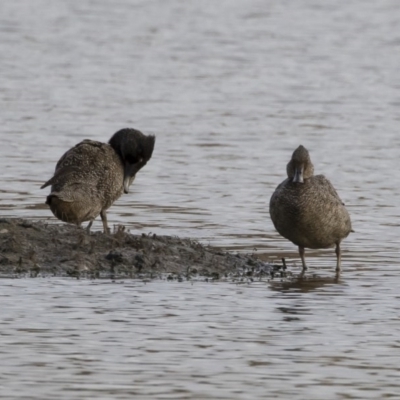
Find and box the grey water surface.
[1,0,400,398]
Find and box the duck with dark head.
[269,145,352,276]
[41,128,155,233]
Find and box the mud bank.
[0,218,284,280]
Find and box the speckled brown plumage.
[269,145,352,275]
[41,128,155,233]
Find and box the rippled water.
[2,278,400,400]
[1,0,400,398]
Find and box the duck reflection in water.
[270,273,345,293]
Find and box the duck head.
[109,128,156,193]
[286,145,314,183]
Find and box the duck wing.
[313,175,346,205]
[41,165,81,189]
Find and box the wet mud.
[0,218,284,280]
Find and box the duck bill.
[293,167,304,183]
[123,177,134,194]
[123,164,139,194]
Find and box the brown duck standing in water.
[41,128,155,233]
[269,145,352,275]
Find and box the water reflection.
[270,275,343,293]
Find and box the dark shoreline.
[0,218,284,280]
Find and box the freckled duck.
[269,145,352,275]
[41,128,155,233]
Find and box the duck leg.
[100,210,110,234]
[298,246,307,271]
[335,242,341,275]
[86,220,93,232]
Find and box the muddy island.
[0,218,284,280]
